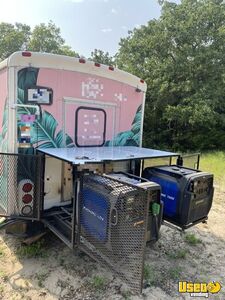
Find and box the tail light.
[18,179,34,216]
[79,58,86,63]
[22,194,33,204]
[21,205,32,216]
[22,51,32,57]
[22,182,33,193]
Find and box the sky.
[0,0,170,57]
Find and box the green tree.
[0,22,31,61]
[90,49,114,65]
[58,45,79,57]
[0,21,78,61]
[116,0,225,151]
[28,21,78,56]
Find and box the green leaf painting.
[18,67,39,91]
[0,100,8,152]
[105,104,142,146]
[17,67,75,149]
[31,111,74,148]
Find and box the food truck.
[0,52,214,293]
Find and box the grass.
[121,290,132,300]
[168,266,182,281]
[16,240,47,258]
[200,151,225,189]
[144,264,156,286]
[166,249,188,259]
[0,270,8,282]
[35,272,49,288]
[90,275,106,291]
[184,233,202,246]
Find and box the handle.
[110,208,118,226]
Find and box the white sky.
[0,0,179,57]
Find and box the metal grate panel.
[78,173,150,293]
[0,153,43,219]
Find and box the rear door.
[63,97,118,147]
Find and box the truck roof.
[0,51,147,92]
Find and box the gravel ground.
[0,189,224,300]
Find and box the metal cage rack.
[0,147,209,294]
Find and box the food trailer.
[0,52,214,293]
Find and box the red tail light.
[22,183,33,193]
[22,51,32,57]
[22,194,33,204]
[79,58,86,63]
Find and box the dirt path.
[0,189,224,300]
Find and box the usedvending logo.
[178,281,221,298]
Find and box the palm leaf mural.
[18,67,40,91]
[17,68,75,149]
[131,105,142,135]
[105,104,142,146]
[31,111,74,148]
[0,99,9,152]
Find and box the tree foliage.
[1,1,225,151]
[116,0,225,151]
[0,21,78,61]
[90,49,114,65]
[28,21,77,56]
[0,22,31,61]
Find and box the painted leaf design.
[17,68,75,149]
[18,68,39,92]
[55,131,74,148]
[131,120,141,135]
[105,131,135,146]
[125,139,138,146]
[17,89,36,116]
[32,111,57,145]
[31,111,74,148]
[132,132,141,145]
[38,133,74,149]
[116,131,134,145]
[1,100,8,138]
[0,99,8,152]
[105,104,142,147]
[131,105,142,135]
[132,105,142,125]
